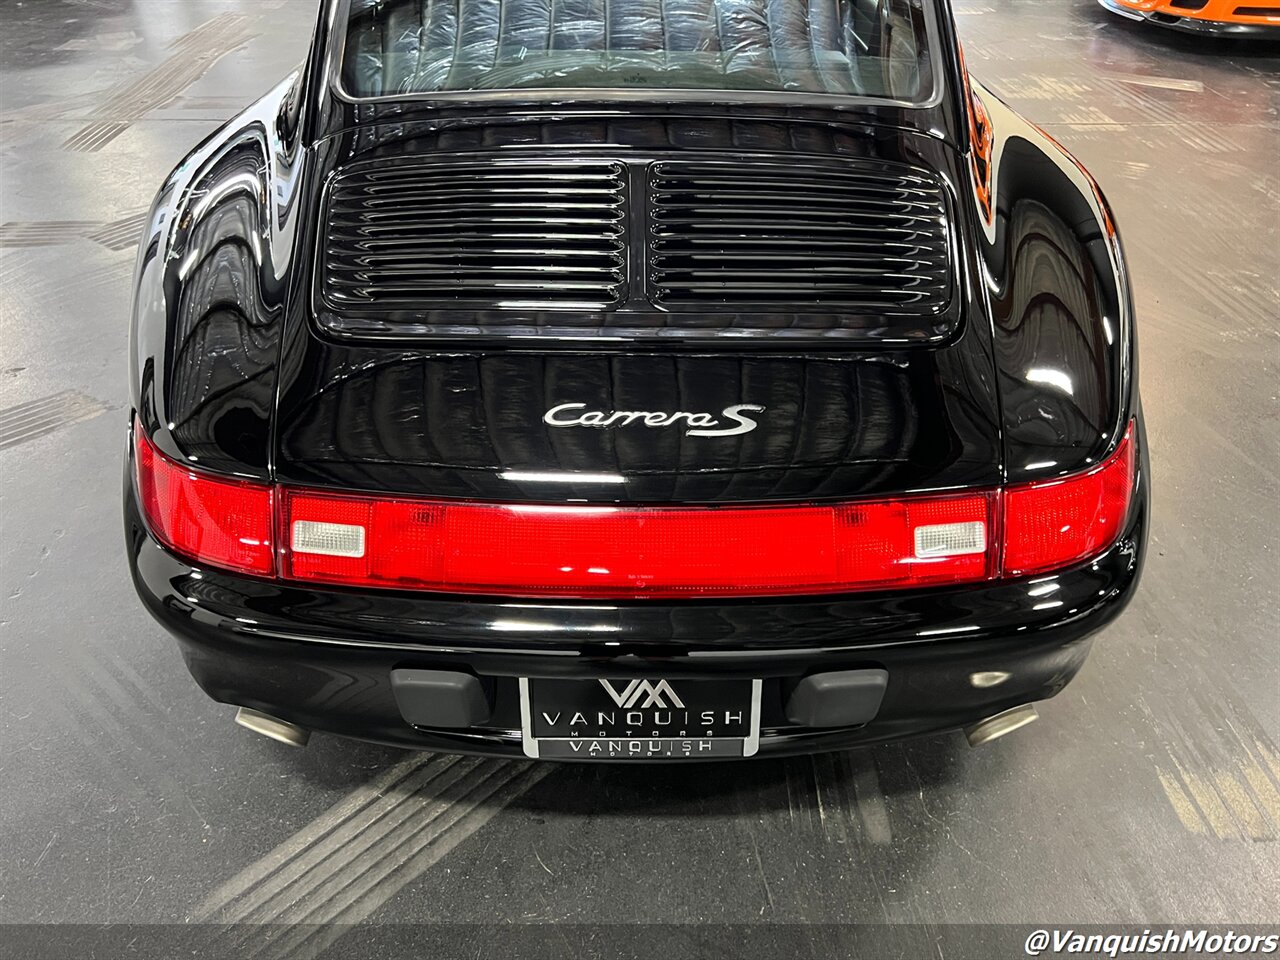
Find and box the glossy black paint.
[129,71,309,478]
[274,347,1003,502]
[275,105,1005,501]
[124,0,1147,754]
[970,78,1135,482]
[124,452,1147,755]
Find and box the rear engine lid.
[315,152,960,345]
[281,126,997,506]
[273,344,1002,504]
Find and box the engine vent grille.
[647,160,952,313]
[323,159,627,309]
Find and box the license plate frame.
[519,677,763,760]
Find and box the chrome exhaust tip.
[234,707,310,747]
[964,703,1039,747]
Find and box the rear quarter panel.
[966,78,1137,485]
[128,74,309,479]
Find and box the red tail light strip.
[1002,425,1136,576]
[133,426,274,576]
[133,421,1135,598]
[279,490,995,597]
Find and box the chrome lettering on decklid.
[543,402,764,437]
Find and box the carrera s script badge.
[543,402,765,437]
[520,678,764,759]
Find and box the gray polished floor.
[1,1,1277,955]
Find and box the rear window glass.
[340,0,935,102]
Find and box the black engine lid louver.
[647,160,952,314]
[318,154,957,343]
[323,158,627,310]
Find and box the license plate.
[519,677,762,759]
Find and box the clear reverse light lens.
[292,520,366,558]
[914,521,987,559]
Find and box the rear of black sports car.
[124,0,1147,760]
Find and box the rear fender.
[128,74,310,478]
[965,79,1137,485]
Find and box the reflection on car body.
[125,0,1148,761]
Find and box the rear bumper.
[1098,0,1280,37]
[124,472,1148,759]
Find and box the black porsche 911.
[125,0,1148,761]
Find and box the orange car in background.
[1099,0,1280,36]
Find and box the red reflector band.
[280,490,995,598]
[132,419,1136,598]
[1001,426,1136,577]
[133,424,274,576]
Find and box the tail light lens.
[278,490,994,597]
[132,419,1135,597]
[133,424,274,575]
[1002,426,1136,576]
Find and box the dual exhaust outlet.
[233,702,1040,751]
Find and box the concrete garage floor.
[1,0,1277,955]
